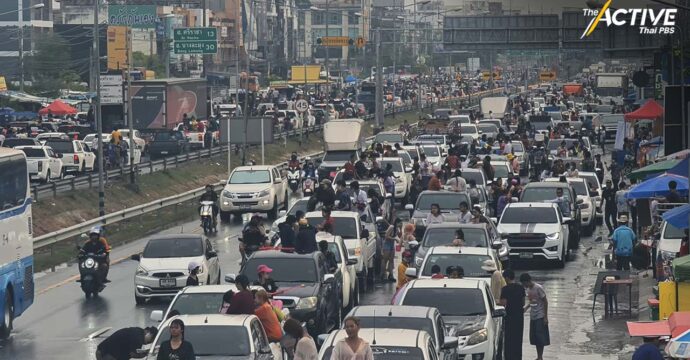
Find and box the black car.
[148,130,189,159]
[520,182,584,251]
[233,250,342,336]
[1,137,40,148]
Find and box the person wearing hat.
[312,178,336,210]
[186,262,201,286]
[482,259,505,304]
[632,336,664,360]
[611,214,636,271]
[254,264,279,293]
[81,226,111,282]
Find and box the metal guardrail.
[32,87,511,250]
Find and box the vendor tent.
[627,312,690,338]
[624,100,664,121]
[626,173,688,199]
[674,256,690,283]
[628,159,680,181]
[38,100,77,116]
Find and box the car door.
[317,256,338,321]
[47,148,62,175]
[359,216,377,268]
[73,141,84,165]
[204,238,220,283]
[342,240,357,293]
[271,167,285,204]
[557,210,570,247]
[485,284,501,354]
[250,320,272,358]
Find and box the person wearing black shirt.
[319,240,338,273]
[97,327,158,360]
[198,185,219,224]
[311,179,336,211]
[254,264,279,293]
[295,219,318,254]
[500,269,526,360]
[602,180,618,235]
[241,216,267,256]
[186,262,200,287]
[278,215,297,248]
[335,180,352,211]
[157,319,195,360]
[665,180,683,203]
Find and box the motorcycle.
[287,167,301,193]
[302,176,316,196]
[76,247,107,298]
[200,200,217,235]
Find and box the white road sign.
[295,99,309,113]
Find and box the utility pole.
[18,0,24,92]
[94,0,105,216]
[126,27,135,184]
[242,0,254,165]
[375,28,383,128]
[324,0,330,101]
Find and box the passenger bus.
[0,147,34,339]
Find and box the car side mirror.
[258,345,272,354]
[562,217,572,224]
[150,310,164,322]
[491,240,503,250]
[274,179,282,184]
[131,254,141,261]
[489,217,498,225]
[323,273,335,283]
[405,204,414,211]
[442,336,459,350]
[206,250,217,259]
[576,198,584,205]
[278,209,287,217]
[224,273,237,283]
[405,267,417,278]
[405,167,413,173]
[493,306,507,318]
[375,216,384,223]
[360,229,370,238]
[347,258,358,265]
[511,197,519,203]
[385,193,393,199]
[317,334,329,346]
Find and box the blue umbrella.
[626,173,688,199]
[662,204,690,229]
[345,75,357,83]
[669,157,690,178]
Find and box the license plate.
[240,204,251,210]
[160,151,168,154]
[519,252,534,259]
[159,278,176,287]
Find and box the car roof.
[305,210,359,219]
[348,305,438,319]
[426,223,487,230]
[148,233,204,241]
[249,249,321,260]
[523,182,570,189]
[179,284,235,294]
[14,145,47,150]
[545,177,586,184]
[427,246,491,256]
[161,314,255,327]
[233,165,275,171]
[406,278,484,289]
[506,202,558,209]
[418,190,466,196]
[325,329,430,348]
[315,232,344,243]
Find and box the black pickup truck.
[147,130,189,159]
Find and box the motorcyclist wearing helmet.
[240,214,268,260]
[199,184,219,225]
[310,179,335,211]
[302,157,317,179]
[288,152,300,169]
[81,226,111,281]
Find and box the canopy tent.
[38,100,77,116]
[628,159,680,181]
[624,100,664,121]
[669,157,690,178]
[625,173,688,199]
[663,204,690,230]
[627,312,690,338]
[666,329,690,358]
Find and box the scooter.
[76,246,107,299]
[287,167,301,193]
[200,200,217,235]
[302,176,316,196]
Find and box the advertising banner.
[107,26,129,70]
[108,5,157,29]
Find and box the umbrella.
[345,75,357,83]
[666,329,690,358]
[626,173,688,199]
[628,159,680,181]
[662,204,690,230]
[669,157,690,178]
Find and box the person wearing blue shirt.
[632,337,664,360]
[544,187,571,217]
[611,214,636,271]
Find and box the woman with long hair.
[332,317,373,360]
[156,319,195,360]
[283,318,318,360]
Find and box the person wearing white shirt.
[446,169,467,192]
[457,202,472,224]
[502,141,513,155]
[350,181,369,217]
[425,203,445,225]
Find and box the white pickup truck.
[220,165,289,220]
[16,145,65,182]
[175,122,219,149]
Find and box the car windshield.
[306,217,358,239]
[229,170,270,184]
[143,238,203,258]
[664,222,685,239]
[154,325,250,356]
[421,254,492,277]
[580,175,599,190]
[380,160,403,172]
[399,152,412,165]
[375,133,404,143]
[3,138,36,147]
[153,132,180,141]
[548,112,563,120]
[323,151,356,162]
[288,199,309,216]
[21,148,46,158]
[480,120,502,128]
[243,258,318,283]
[402,288,486,316]
[45,141,73,153]
[477,124,498,133]
[501,207,558,224]
[493,164,510,178]
[358,183,382,197]
[532,121,550,130]
[328,243,342,263]
[416,193,470,211]
[461,125,478,134]
[423,227,488,248]
[522,187,572,203]
[568,181,588,196]
[461,171,485,185]
[418,136,445,144]
[170,293,225,315]
[512,142,524,152]
[421,146,439,156]
[322,346,424,359]
[600,114,624,125]
[355,318,434,344]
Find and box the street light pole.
[127,28,135,184]
[18,0,24,93]
[375,28,383,128]
[94,0,105,216]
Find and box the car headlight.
[466,328,488,346]
[546,232,560,241]
[223,190,235,198]
[136,266,148,276]
[84,258,96,269]
[295,296,318,310]
[258,189,271,197]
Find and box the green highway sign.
[174,41,217,54]
[173,27,218,54]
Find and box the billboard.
[131,80,207,129]
[291,65,321,83]
[107,26,129,70]
[219,117,274,145]
[108,5,157,29]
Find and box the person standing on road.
[381,217,401,283]
[283,318,318,360]
[96,326,158,360]
[156,319,195,360]
[500,269,525,360]
[482,260,505,305]
[602,179,618,235]
[185,262,200,286]
[520,273,550,360]
[611,214,636,271]
[332,317,374,360]
[397,251,412,290]
[631,336,664,360]
[615,182,630,218]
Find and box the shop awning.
[627,159,680,181]
[627,320,671,337]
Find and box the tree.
[25,32,86,96]
[132,51,165,78]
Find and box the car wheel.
[135,294,146,305]
[557,246,566,268]
[220,210,230,222]
[0,291,13,339]
[268,197,278,218]
[358,269,368,293]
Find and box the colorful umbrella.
[663,204,690,230]
[628,159,681,181]
[625,173,688,199]
[666,328,690,358]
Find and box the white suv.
[497,203,570,268]
[131,234,221,304]
[393,278,505,360]
[379,157,412,201]
[220,165,288,220]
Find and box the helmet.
[402,250,413,259]
[188,261,200,273]
[89,226,102,235]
